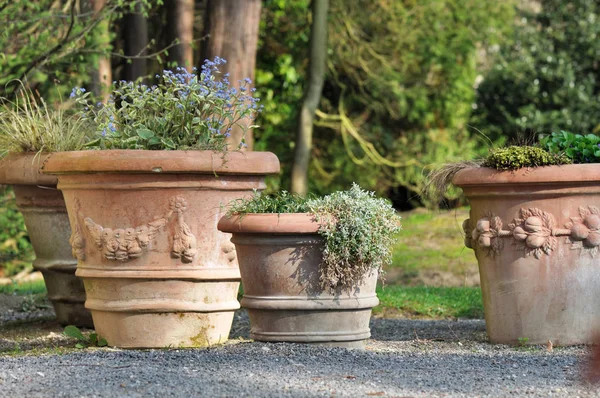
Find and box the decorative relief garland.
[69,197,197,263]
[463,206,600,259]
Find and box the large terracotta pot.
[454,164,600,345]
[0,153,92,327]
[218,213,379,349]
[42,150,280,348]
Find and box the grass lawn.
[0,279,47,295]
[374,285,484,319]
[387,207,479,286]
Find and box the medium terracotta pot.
[0,153,92,327]
[42,150,279,348]
[218,213,379,349]
[454,164,600,345]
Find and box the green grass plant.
[226,190,312,215]
[374,285,484,319]
[0,83,90,155]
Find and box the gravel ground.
[0,300,598,397]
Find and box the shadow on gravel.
[0,342,594,397]
[370,318,488,342]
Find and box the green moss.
[483,146,571,170]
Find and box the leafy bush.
[226,184,402,291]
[483,145,571,170]
[540,131,600,163]
[472,0,600,142]
[308,184,401,291]
[255,0,515,201]
[74,58,261,151]
[0,188,34,276]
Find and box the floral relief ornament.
[70,197,197,263]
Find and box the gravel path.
[1,306,598,398]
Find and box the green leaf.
[137,129,155,139]
[64,325,86,341]
[75,343,85,349]
[98,337,108,347]
[148,137,161,146]
[84,138,102,147]
[89,333,98,346]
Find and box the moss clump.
[483,146,571,170]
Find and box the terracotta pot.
[454,164,600,345]
[0,153,92,327]
[42,150,279,348]
[218,213,379,349]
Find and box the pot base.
[247,308,372,349]
[41,270,92,328]
[91,310,235,349]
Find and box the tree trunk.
[123,2,148,81]
[87,0,112,102]
[290,0,329,195]
[165,0,194,71]
[201,0,262,150]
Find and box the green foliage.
[0,188,33,277]
[374,286,484,319]
[226,190,311,216]
[226,184,401,291]
[308,184,402,291]
[63,325,108,349]
[255,0,515,200]
[0,84,91,156]
[0,0,162,101]
[483,145,571,170]
[540,131,600,163]
[472,0,600,141]
[0,279,46,295]
[74,59,260,150]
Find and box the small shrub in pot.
[219,184,401,348]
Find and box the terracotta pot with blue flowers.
[42,58,280,348]
[0,86,93,328]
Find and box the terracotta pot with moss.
[0,87,92,327]
[218,185,401,349]
[42,60,281,348]
[441,139,600,345]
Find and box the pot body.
[43,150,279,348]
[218,213,379,349]
[1,154,91,327]
[454,165,600,345]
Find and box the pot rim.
[41,150,280,176]
[0,152,57,186]
[218,213,320,234]
[453,163,600,187]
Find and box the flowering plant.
[72,57,261,151]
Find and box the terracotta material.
[43,150,279,348]
[218,213,379,349]
[454,165,600,345]
[0,153,92,327]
